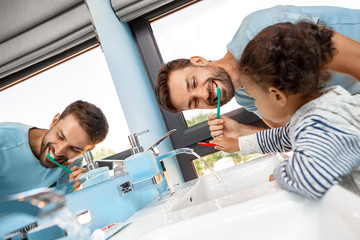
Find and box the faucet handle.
[149,146,160,156]
[148,129,177,156]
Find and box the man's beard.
[206,66,235,106]
[39,137,68,168]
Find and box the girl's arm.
[273,117,360,199]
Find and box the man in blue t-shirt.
[155,5,360,136]
[0,100,109,197]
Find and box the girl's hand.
[269,174,275,182]
[210,137,240,153]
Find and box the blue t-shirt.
[0,122,81,197]
[228,5,360,115]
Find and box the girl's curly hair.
[240,21,337,97]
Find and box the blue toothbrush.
[216,87,221,119]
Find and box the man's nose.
[53,142,67,157]
[194,85,209,100]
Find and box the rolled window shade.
[0,0,95,80]
[0,0,176,81]
[111,0,175,22]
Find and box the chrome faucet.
[155,147,196,196]
[123,129,194,196]
[0,188,90,239]
[147,129,200,196]
[83,150,97,171]
[145,129,177,195]
[0,188,66,218]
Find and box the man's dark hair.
[60,100,109,145]
[240,21,336,97]
[155,58,192,113]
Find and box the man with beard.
[155,5,360,140]
[0,100,109,197]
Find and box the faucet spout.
[0,188,91,239]
[156,147,194,162]
[0,188,65,218]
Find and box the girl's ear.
[190,56,209,66]
[50,113,61,128]
[268,86,287,107]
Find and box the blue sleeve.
[234,88,261,116]
[227,5,319,61]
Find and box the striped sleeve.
[273,115,360,199]
[255,123,292,154]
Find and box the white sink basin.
[139,185,360,240]
[111,153,360,240]
[171,153,280,212]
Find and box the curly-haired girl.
[211,21,360,199]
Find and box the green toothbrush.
[216,87,221,119]
[47,153,73,173]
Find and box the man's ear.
[268,86,287,107]
[50,113,61,128]
[190,56,209,66]
[84,145,96,153]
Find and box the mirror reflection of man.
[155,5,360,141]
[0,100,109,197]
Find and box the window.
[130,0,265,181]
[150,0,247,127]
[130,0,360,181]
[194,152,262,177]
[0,46,131,160]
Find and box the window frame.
[1,0,267,182]
[128,0,267,181]
[0,38,99,92]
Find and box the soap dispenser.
[125,130,161,184]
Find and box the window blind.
[111,0,175,22]
[0,0,174,83]
[0,0,94,80]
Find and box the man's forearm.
[329,32,360,81]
